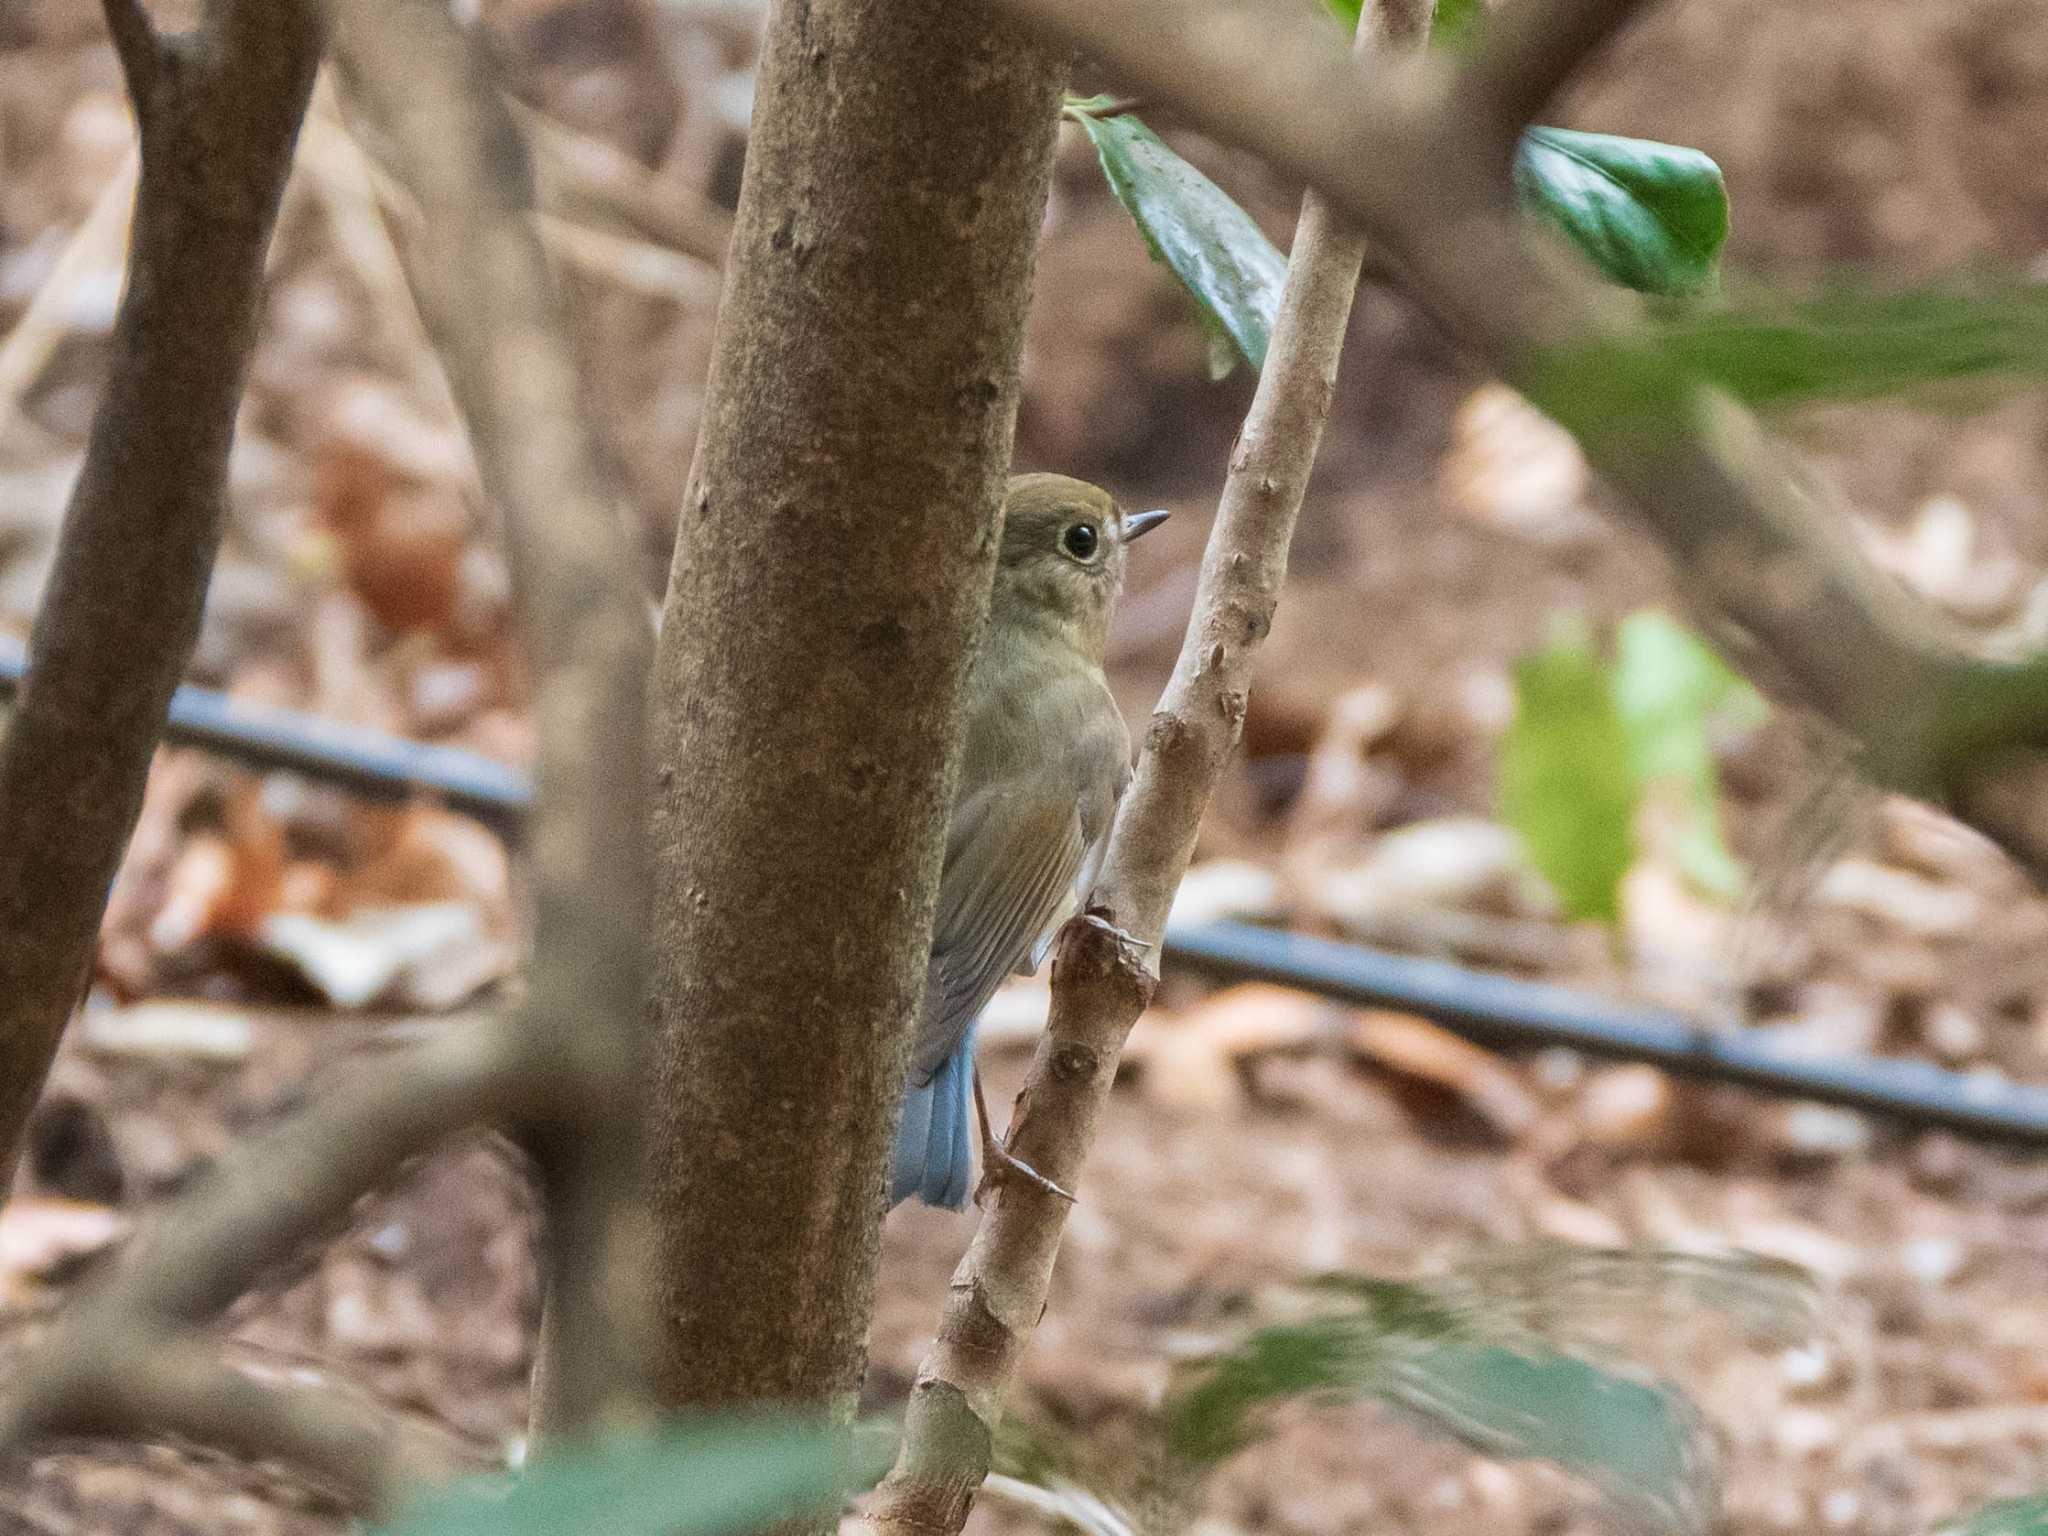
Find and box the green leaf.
[1653,277,2048,408]
[1431,0,1485,52]
[1166,1247,1808,1534]
[1943,1493,2048,1536]
[377,1418,886,1536]
[1076,111,1287,371]
[1382,1344,1708,1533]
[1514,128,1728,299]
[1611,611,1763,899]
[1322,0,1362,28]
[1199,305,1242,381]
[1500,619,1640,923]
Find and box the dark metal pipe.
[0,638,530,836]
[6,637,2046,1145]
[1161,921,2048,1147]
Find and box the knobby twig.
[863,6,1435,1530]
[986,0,2048,883]
[1,0,659,1501]
[0,0,321,1190]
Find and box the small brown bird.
[890,473,1167,1208]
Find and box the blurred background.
[5,0,2048,1532]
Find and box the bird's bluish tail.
[890,1033,974,1209]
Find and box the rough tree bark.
[864,6,1432,1530]
[0,0,321,1189]
[647,0,1065,1412]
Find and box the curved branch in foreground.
[0,0,321,1192]
[864,7,1433,1531]
[0,1020,511,1506]
[1453,0,1650,142]
[987,0,2048,882]
[323,0,659,1439]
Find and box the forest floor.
[6,0,2048,1533]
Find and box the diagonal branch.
[1453,0,1655,142]
[863,8,1432,1532]
[987,0,2048,883]
[0,1020,513,1505]
[0,0,321,1192]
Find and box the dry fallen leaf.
[1441,382,1599,546]
[1167,860,1283,928]
[1315,817,1535,929]
[260,902,510,1011]
[1126,984,1328,1111]
[1350,1009,1540,1139]
[1814,858,1981,939]
[80,1000,256,1062]
[1574,1063,1678,1154]
[0,1197,127,1297]
[342,804,513,927]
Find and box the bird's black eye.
[1061,522,1099,561]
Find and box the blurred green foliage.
[1504,611,1762,924]
[378,1417,886,1536]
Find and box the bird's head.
[994,472,1168,661]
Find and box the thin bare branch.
[323,0,659,1437]
[0,1020,513,1509]
[97,0,160,121]
[11,1340,479,1510]
[0,149,137,440]
[985,0,2048,883]
[121,1019,513,1323]
[864,10,1423,1532]
[1453,0,1655,141]
[0,0,321,1191]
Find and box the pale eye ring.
[1062,522,1099,561]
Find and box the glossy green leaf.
[1943,1493,2048,1536]
[378,1419,885,1536]
[1612,612,1763,898]
[1500,621,1640,923]
[1515,128,1727,298]
[1075,110,1287,371]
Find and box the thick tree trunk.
[646,0,1065,1409]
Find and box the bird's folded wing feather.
[912,681,1132,1085]
[913,785,1083,1082]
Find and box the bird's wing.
[913,782,1083,1081]
[912,704,1130,1082]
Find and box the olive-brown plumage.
[891,473,1166,1208]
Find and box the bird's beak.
[1123,508,1170,541]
